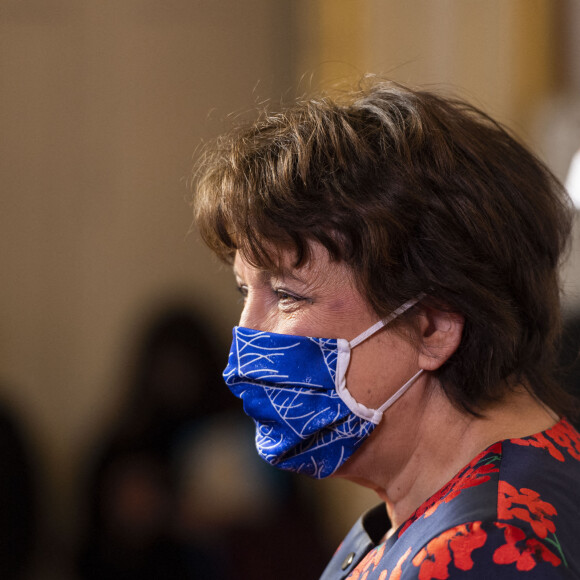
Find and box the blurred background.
[1,1,580,578]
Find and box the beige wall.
[2,0,578,567]
[297,0,557,142]
[0,0,296,546]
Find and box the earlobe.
[415,305,464,371]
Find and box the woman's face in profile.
[233,242,420,412]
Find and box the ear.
[414,304,464,371]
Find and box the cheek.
[273,308,328,337]
[309,293,379,341]
[345,332,419,408]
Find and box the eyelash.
[235,284,306,307]
[274,288,303,304]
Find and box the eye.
[274,288,307,309]
[276,289,298,301]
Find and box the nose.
[238,292,269,331]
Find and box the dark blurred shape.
[76,304,329,580]
[0,400,37,579]
[561,310,580,429]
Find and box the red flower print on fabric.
[497,481,557,539]
[347,545,411,580]
[546,419,580,461]
[511,431,565,462]
[411,522,487,580]
[348,544,386,580]
[511,419,580,462]
[497,482,567,566]
[493,523,561,570]
[399,444,501,537]
[389,547,412,580]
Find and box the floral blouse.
[321,419,580,579]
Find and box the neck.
[333,374,558,531]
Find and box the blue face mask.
[223,296,424,479]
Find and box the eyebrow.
[233,264,308,286]
[276,269,308,285]
[232,266,271,285]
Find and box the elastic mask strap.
[376,369,423,415]
[349,293,426,349]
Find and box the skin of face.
[233,243,421,413]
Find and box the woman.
[192,80,580,578]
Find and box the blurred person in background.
[0,398,37,579]
[192,79,580,579]
[76,305,327,580]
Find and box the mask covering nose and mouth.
[223,295,424,478]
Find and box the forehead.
[233,243,355,287]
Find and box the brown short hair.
[192,79,576,417]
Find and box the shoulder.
[346,419,580,580]
[499,419,580,546]
[505,418,580,465]
[348,520,573,580]
[406,520,569,579]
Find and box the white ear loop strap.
[376,369,423,415]
[349,293,426,349]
